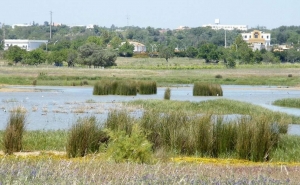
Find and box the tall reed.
[138,81,157,94]
[193,82,223,96]
[3,107,26,154]
[66,116,104,158]
[104,109,134,136]
[93,80,136,96]
[115,81,137,95]
[164,87,171,100]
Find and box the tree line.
[1,24,300,66]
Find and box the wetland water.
[0,85,299,135]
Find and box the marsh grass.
[115,81,137,95]
[104,109,134,135]
[3,107,26,154]
[66,116,104,158]
[139,110,281,161]
[137,80,157,94]
[273,98,300,108]
[93,80,136,95]
[164,87,171,100]
[193,82,223,96]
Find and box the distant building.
[203,19,248,31]
[175,26,190,31]
[121,41,146,53]
[241,30,271,51]
[203,24,248,31]
[4,39,48,51]
[12,23,32,29]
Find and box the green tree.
[159,46,174,62]
[86,36,104,47]
[185,46,198,58]
[67,50,78,67]
[24,49,47,65]
[47,49,68,66]
[4,46,26,63]
[110,36,122,49]
[78,43,117,68]
[119,41,134,57]
[198,43,219,63]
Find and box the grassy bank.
[0,58,300,86]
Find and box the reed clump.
[93,80,136,96]
[104,109,134,135]
[138,81,157,94]
[66,116,106,158]
[139,110,281,161]
[164,87,171,100]
[193,82,223,96]
[3,107,26,154]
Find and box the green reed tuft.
[138,81,157,94]
[104,109,134,136]
[3,107,26,154]
[66,116,105,158]
[193,82,223,96]
[164,87,171,100]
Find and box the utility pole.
[224,29,227,48]
[50,11,52,40]
[126,14,130,28]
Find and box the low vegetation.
[273,98,300,108]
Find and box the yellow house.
[241,30,271,50]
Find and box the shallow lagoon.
[0,85,299,134]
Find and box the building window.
[244,35,247,38]
[267,36,269,39]
[254,33,258,38]
[262,36,263,38]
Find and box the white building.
[241,30,271,50]
[202,24,248,31]
[121,41,146,53]
[4,39,48,51]
[203,19,248,31]
[12,24,32,29]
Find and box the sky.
[1,0,299,29]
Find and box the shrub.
[66,116,105,158]
[32,79,37,86]
[138,81,157,94]
[3,107,26,154]
[193,82,223,96]
[215,74,223,79]
[80,80,89,86]
[288,74,293,77]
[105,125,153,164]
[164,88,171,100]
